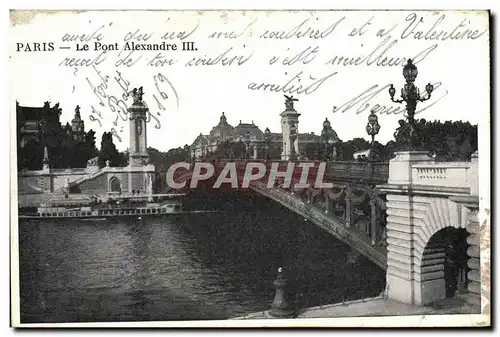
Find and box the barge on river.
[20,193,185,219]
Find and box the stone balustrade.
[411,161,478,193]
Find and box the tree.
[336,137,371,161]
[98,132,122,167]
[393,119,478,161]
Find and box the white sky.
[10,10,489,152]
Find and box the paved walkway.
[232,295,478,320]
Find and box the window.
[109,177,122,193]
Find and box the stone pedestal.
[126,164,156,195]
[388,151,433,184]
[383,151,442,305]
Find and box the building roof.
[191,133,209,146]
[17,101,62,123]
[234,121,264,140]
[209,112,235,139]
[298,132,321,142]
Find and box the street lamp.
[321,118,338,161]
[366,109,381,148]
[321,118,330,161]
[244,131,251,159]
[289,121,297,161]
[264,127,272,160]
[388,59,433,149]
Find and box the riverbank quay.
[231,294,480,324]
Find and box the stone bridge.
[167,159,390,269]
[169,152,482,309]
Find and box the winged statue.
[284,95,299,111]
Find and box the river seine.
[19,192,385,323]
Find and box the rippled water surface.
[19,193,385,323]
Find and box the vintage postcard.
[9,9,491,327]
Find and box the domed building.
[190,111,339,161]
[190,112,276,160]
[209,112,235,141]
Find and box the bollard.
[268,267,295,318]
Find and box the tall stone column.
[253,145,258,159]
[280,97,300,160]
[128,87,149,167]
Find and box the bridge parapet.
[189,159,389,184]
[386,151,478,194]
[411,162,476,191]
[410,155,478,195]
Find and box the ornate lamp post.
[321,118,338,161]
[329,138,338,160]
[201,139,207,158]
[365,109,381,160]
[289,121,297,161]
[244,131,251,159]
[321,119,330,161]
[264,127,272,160]
[389,59,434,150]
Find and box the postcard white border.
[4,0,496,332]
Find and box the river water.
[18,192,386,323]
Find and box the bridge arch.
[385,193,471,305]
[417,226,468,305]
[411,196,468,263]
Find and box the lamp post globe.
[388,59,434,150]
[403,59,418,83]
[425,82,434,95]
[388,84,396,98]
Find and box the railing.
[411,161,477,192]
[176,159,389,185]
[50,168,87,174]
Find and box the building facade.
[16,102,98,170]
[17,89,156,206]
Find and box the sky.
[10,10,490,152]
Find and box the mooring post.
[268,267,295,318]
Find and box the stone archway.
[384,194,472,305]
[109,176,122,193]
[418,227,469,305]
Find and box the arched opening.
[420,227,469,304]
[109,177,122,193]
[442,228,469,297]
